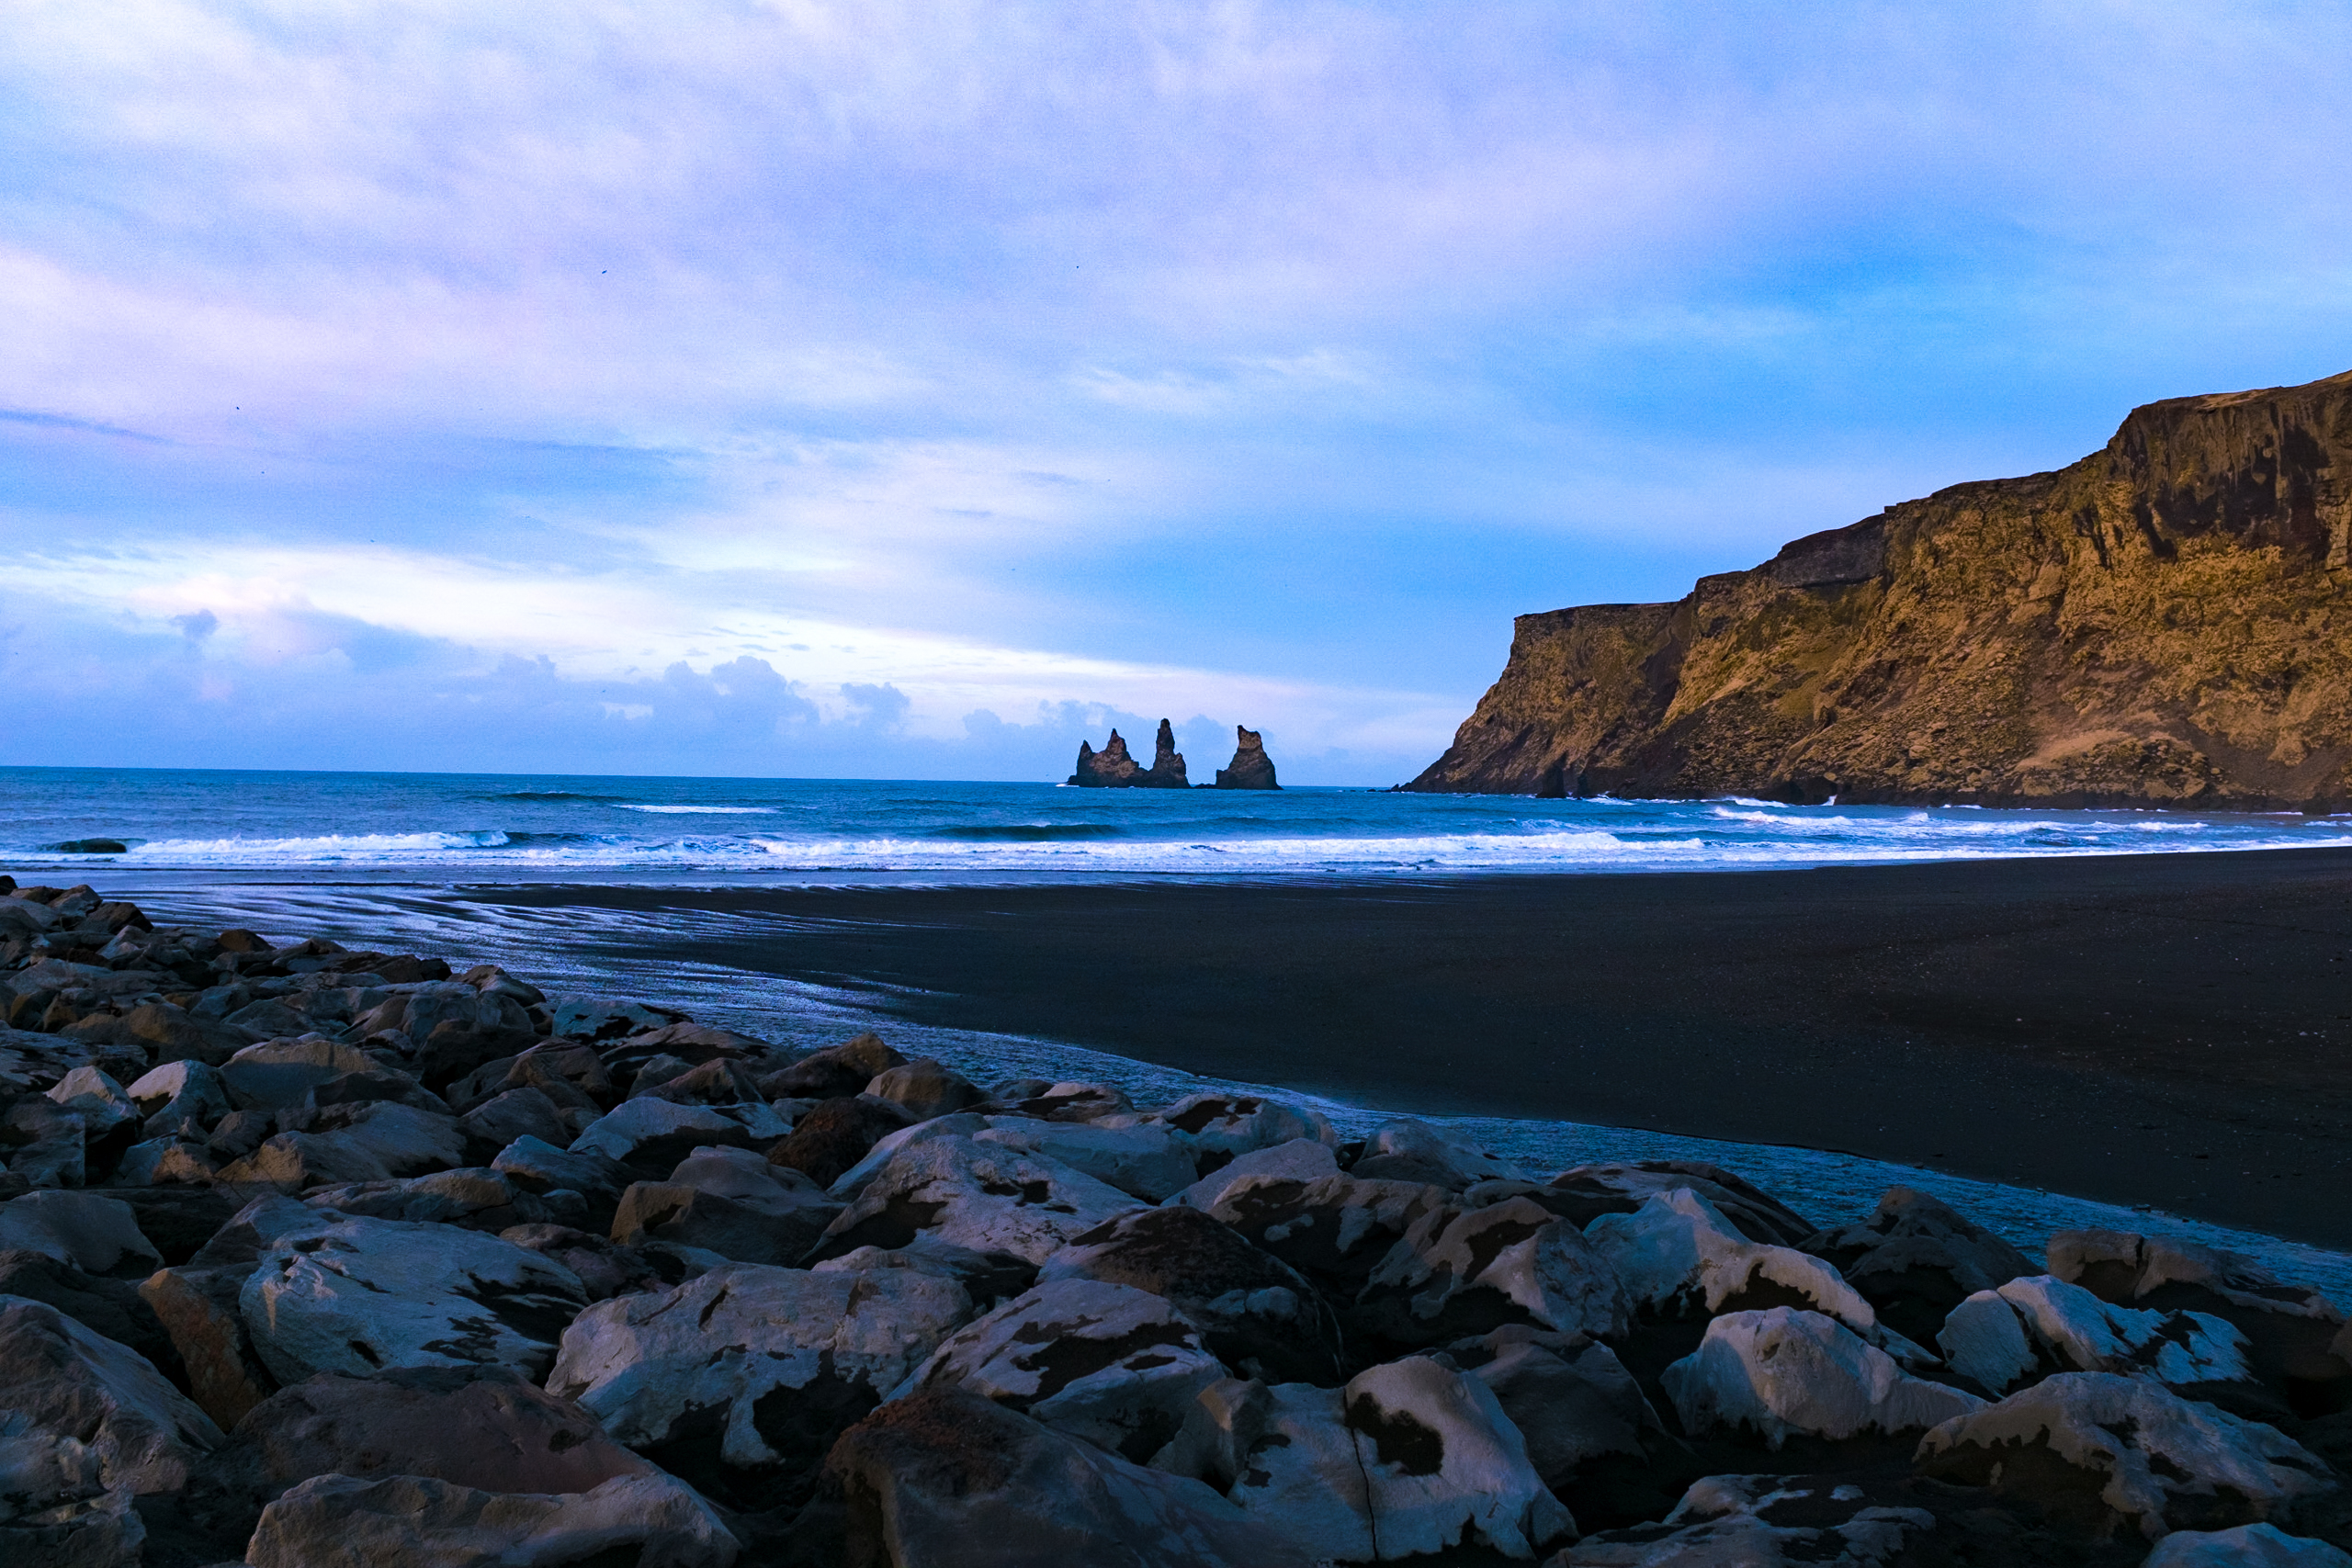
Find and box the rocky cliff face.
[1069,721,1188,789]
[1215,727,1280,790]
[1408,368,2352,807]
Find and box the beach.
[470,845,2352,1248]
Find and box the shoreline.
[439,845,2352,1248]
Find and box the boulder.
[986,1081,1136,1123]
[0,1190,163,1278]
[1350,1117,1528,1190]
[2143,1524,2352,1566]
[1355,1195,1633,1351]
[1147,1091,1337,1171]
[492,1134,636,1201]
[1661,1307,1984,1446]
[629,1056,767,1108]
[300,1168,563,1232]
[448,1042,613,1116]
[221,998,311,1039]
[298,1064,448,1115]
[826,1386,1294,1567]
[866,1057,987,1120]
[240,1215,589,1383]
[1193,1357,1576,1560]
[189,1365,653,1540]
[760,1032,908,1100]
[569,1098,781,1178]
[3,1098,86,1186]
[816,1134,1142,1265]
[458,1085,571,1153]
[220,1036,375,1111]
[547,1261,971,1511]
[1939,1274,2257,1400]
[974,1116,1197,1202]
[2050,1229,2351,1411]
[113,1135,220,1185]
[0,1293,224,1516]
[1039,1203,1343,1383]
[1586,1188,1889,1341]
[1166,1134,1342,1212]
[97,1001,255,1066]
[611,1179,840,1268]
[1801,1186,2038,1346]
[766,1095,917,1188]
[1544,1161,1817,1247]
[214,1100,468,1190]
[44,1066,140,1138]
[95,1183,240,1266]
[1563,1473,1938,1567]
[414,1019,541,1091]
[140,1263,278,1427]
[547,994,690,1044]
[500,1224,663,1303]
[1193,1167,1454,1302]
[1214,724,1280,789]
[244,1471,738,1568]
[1915,1371,2338,1540]
[1444,1326,1680,1524]
[127,1058,232,1132]
[900,1279,1229,1463]
[188,1193,342,1269]
[0,1247,175,1371]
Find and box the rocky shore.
[2,874,2349,1566]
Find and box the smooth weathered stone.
[826,1386,1296,1568]
[220,1036,374,1111]
[1939,1273,2257,1398]
[458,1085,571,1152]
[1449,1326,1672,1495]
[0,1190,163,1278]
[1170,1137,1341,1213]
[500,1223,663,1303]
[1039,1203,1343,1384]
[1662,1307,1984,1446]
[45,1066,140,1138]
[899,1279,1228,1463]
[569,1098,778,1177]
[1193,1166,1453,1302]
[244,1471,738,1568]
[0,1293,224,1512]
[1147,1091,1337,1171]
[817,1134,1142,1265]
[131,1059,232,1127]
[1915,1371,2337,1541]
[1200,1357,1576,1561]
[547,994,689,1044]
[113,1136,220,1186]
[492,1134,636,1200]
[548,1261,971,1511]
[1544,1161,1817,1247]
[865,1057,987,1121]
[1801,1186,2038,1346]
[973,1116,1197,1202]
[610,1180,839,1267]
[214,1100,467,1190]
[189,1364,654,1540]
[768,1095,921,1190]
[240,1215,589,1382]
[760,1032,907,1100]
[300,1167,560,1232]
[2143,1524,2352,1567]
[139,1262,277,1428]
[1356,1195,1633,1350]
[3,1098,87,1187]
[1586,1188,1887,1339]
[1350,1117,1528,1190]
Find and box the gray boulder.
[220,1036,375,1111]
[824,1386,1296,1568]
[244,1471,737,1568]
[1661,1307,1984,1446]
[1039,1203,1343,1383]
[0,1190,163,1278]
[214,1100,467,1190]
[140,1262,279,1428]
[457,1085,571,1151]
[300,1167,564,1232]
[1146,1091,1337,1170]
[1939,1274,2258,1399]
[816,1134,1141,1265]
[1543,1160,1816,1247]
[1350,1117,1528,1190]
[866,1057,987,1120]
[240,1214,589,1383]
[547,1260,971,1511]
[569,1098,784,1177]
[1585,1188,1891,1342]
[2143,1524,2352,1566]
[1801,1186,2037,1347]
[759,1032,906,1100]
[1193,1166,1454,1302]
[899,1279,1228,1463]
[973,1115,1197,1202]
[1356,1195,1632,1351]
[1915,1371,2338,1540]
[3,1098,87,1186]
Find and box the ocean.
[6,764,2349,1299]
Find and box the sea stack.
[1407,367,2352,807]
[1069,720,1188,788]
[1215,726,1280,789]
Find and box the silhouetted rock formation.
[1408,367,2352,807]
[1215,727,1280,790]
[1069,729,1141,787]
[1069,721,1188,789]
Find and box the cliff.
[1406,368,2352,807]
[1215,726,1280,790]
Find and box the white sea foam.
[611,804,778,815]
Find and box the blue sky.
[6,2,2352,784]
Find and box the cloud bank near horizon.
[6,3,2352,782]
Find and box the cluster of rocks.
[2,873,2349,1567]
[1070,721,1280,789]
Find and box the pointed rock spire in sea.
[1068,720,1280,789]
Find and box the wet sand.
[479,848,2352,1247]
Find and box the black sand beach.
[480,846,2352,1248]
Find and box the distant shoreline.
[451,846,2352,1249]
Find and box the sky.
[6,2,2352,784]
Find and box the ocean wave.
[926,824,1127,841]
[612,804,778,815]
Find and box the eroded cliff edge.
[1406,368,2352,807]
